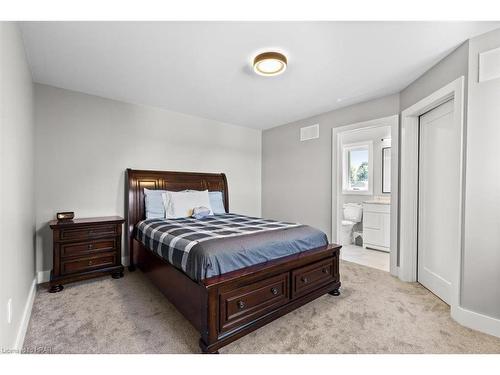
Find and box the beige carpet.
[23,261,500,354]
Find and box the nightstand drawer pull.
[237,300,246,309]
[59,225,118,240]
[322,268,329,274]
[301,277,309,283]
[88,260,93,266]
[61,239,116,258]
[271,287,278,295]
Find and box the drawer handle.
[301,277,309,284]
[271,287,278,295]
[88,260,94,266]
[88,244,94,250]
[237,300,246,309]
[322,268,329,274]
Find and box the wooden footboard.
[126,169,341,353]
[133,239,341,353]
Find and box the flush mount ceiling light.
[253,52,287,76]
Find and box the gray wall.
[400,41,469,111]
[35,84,262,275]
[462,28,500,319]
[262,94,400,240]
[399,31,500,321]
[0,22,35,349]
[399,33,500,320]
[398,41,470,270]
[262,33,500,329]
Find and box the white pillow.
[162,190,213,219]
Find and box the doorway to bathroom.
[332,115,399,274]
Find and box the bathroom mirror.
[382,147,391,193]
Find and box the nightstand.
[48,216,125,293]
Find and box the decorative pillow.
[144,188,167,219]
[209,191,226,214]
[192,206,212,219]
[162,190,213,219]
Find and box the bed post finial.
[126,168,136,271]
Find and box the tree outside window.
[343,142,372,194]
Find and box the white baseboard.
[13,278,37,352]
[452,305,500,338]
[390,265,400,278]
[37,270,51,284]
[122,255,129,266]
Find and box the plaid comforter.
[136,213,328,281]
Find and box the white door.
[418,99,460,304]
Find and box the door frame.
[399,76,465,308]
[332,115,399,276]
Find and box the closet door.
[418,99,460,305]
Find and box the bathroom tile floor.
[340,244,390,272]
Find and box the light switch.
[7,298,12,324]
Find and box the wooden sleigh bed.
[126,169,341,353]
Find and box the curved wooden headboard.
[125,168,229,268]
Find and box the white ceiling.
[20,22,499,129]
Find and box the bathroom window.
[342,141,373,195]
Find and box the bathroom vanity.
[362,201,390,252]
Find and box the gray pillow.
[192,206,212,219]
[144,188,167,219]
[209,191,226,214]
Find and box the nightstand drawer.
[60,225,117,241]
[61,253,117,275]
[61,238,117,258]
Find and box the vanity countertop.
[363,200,391,205]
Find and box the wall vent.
[300,124,319,141]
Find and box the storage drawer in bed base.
[133,238,341,354]
[215,255,339,336]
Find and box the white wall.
[462,28,500,319]
[35,84,262,276]
[0,22,35,350]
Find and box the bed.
[126,169,341,353]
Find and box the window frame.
[342,141,373,195]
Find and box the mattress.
[136,213,328,281]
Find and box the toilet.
[340,203,363,245]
